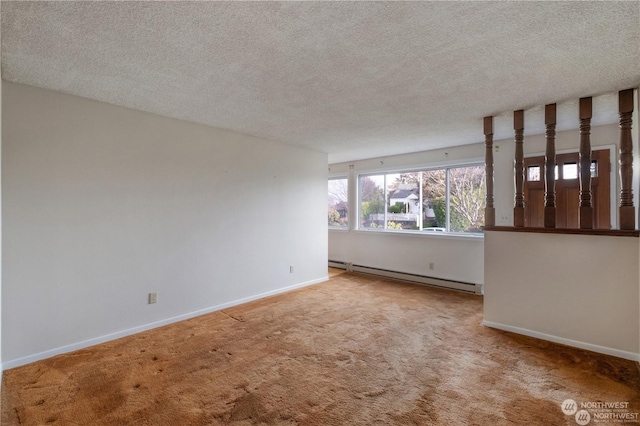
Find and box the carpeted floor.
[2,271,639,425]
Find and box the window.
[527,161,597,182]
[562,163,578,180]
[358,165,485,233]
[328,177,349,228]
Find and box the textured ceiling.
[2,1,639,164]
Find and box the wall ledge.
[484,226,639,237]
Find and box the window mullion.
[418,171,423,230]
[445,168,451,232]
[383,174,388,230]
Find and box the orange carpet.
[2,272,639,425]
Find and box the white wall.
[330,230,483,284]
[328,143,485,285]
[1,82,328,367]
[484,231,639,361]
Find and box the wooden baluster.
[484,116,495,227]
[579,97,593,229]
[514,110,525,227]
[619,89,635,230]
[544,104,557,228]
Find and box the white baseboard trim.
[2,276,329,371]
[350,263,482,295]
[482,320,640,362]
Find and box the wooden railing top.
[484,226,639,237]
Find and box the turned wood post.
[619,89,635,230]
[484,116,495,227]
[579,97,593,229]
[544,104,557,228]
[513,110,525,227]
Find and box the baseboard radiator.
[328,260,482,295]
[328,260,349,270]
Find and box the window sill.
[353,228,484,241]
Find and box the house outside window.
[358,165,485,233]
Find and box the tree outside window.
[358,165,485,233]
[328,178,349,228]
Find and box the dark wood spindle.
[544,104,557,228]
[619,89,635,230]
[514,110,525,227]
[579,97,593,229]
[485,116,495,227]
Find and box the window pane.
[563,163,578,180]
[421,169,446,230]
[447,166,486,233]
[328,178,349,228]
[528,166,541,181]
[359,175,385,229]
[387,172,420,230]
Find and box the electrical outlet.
[148,292,157,304]
[429,263,435,271]
[290,265,294,274]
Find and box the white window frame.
[356,162,486,235]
